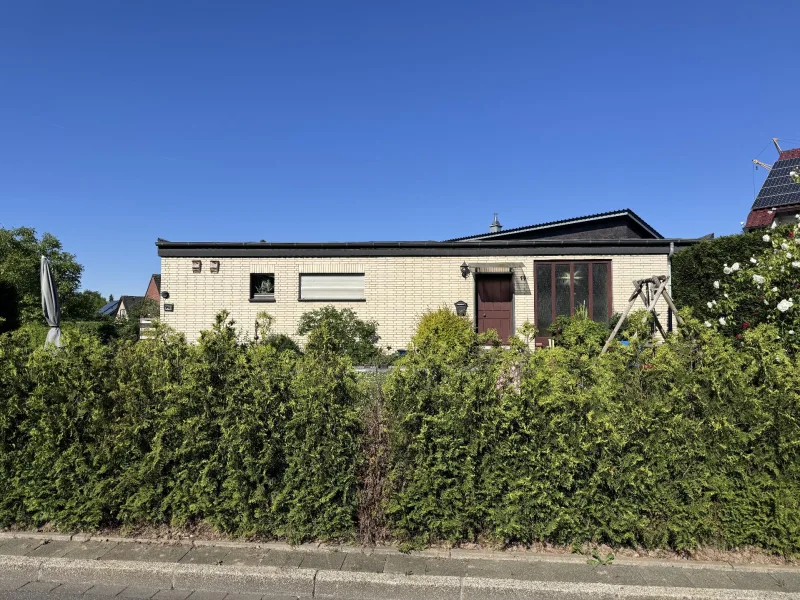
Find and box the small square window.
[250,274,275,302]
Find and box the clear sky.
[1,1,798,298]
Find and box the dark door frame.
[473,272,515,342]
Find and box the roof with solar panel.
[745,139,800,230]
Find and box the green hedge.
[1,310,800,555]
[385,311,800,553]
[672,231,764,319]
[0,314,360,542]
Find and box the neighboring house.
[156,209,698,349]
[97,296,145,319]
[98,299,120,318]
[145,274,161,302]
[745,146,800,230]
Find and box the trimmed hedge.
[0,314,360,542]
[672,231,764,320]
[385,311,800,553]
[1,310,800,555]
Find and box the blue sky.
[1,1,797,298]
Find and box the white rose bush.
[707,221,800,347]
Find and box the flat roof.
[157,238,698,258]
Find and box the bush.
[2,309,800,555]
[384,308,503,544]
[264,333,302,355]
[703,223,800,349]
[0,313,358,541]
[549,305,609,354]
[383,311,800,553]
[297,306,378,364]
[672,231,764,320]
[273,322,363,541]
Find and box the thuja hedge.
[387,311,800,553]
[0,312,362,541]
[1,309,800,555]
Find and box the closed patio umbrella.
[40,255,62,348]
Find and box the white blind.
[300,274,365,300]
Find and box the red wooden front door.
[476,275,513,342]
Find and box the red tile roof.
[779,148,800,161]
[745,209,775,229]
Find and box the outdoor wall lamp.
[460,262,470,278]
[454,300,468,316]
[192,260,202,273]
[161,291,170,299]
[210,260,220,273]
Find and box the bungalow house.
[745,145,800,230]
[156,209,698,349]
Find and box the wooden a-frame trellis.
[601,275,684,353]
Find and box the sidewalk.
[1,532,799,599]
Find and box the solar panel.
[98,300,119,316]
[752,157,800,210]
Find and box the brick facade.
[160,253,670,348]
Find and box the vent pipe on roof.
[490,213,503,233]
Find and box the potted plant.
[252,275,275,300]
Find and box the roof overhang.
[157,238,698,258]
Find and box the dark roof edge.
[157,238,699,258]
[445,208,664,241]
[157,238,696,250]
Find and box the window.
[250,274,275,302]
[535,261,611,334]
[299,274,365,301]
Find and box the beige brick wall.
[160,254,670,348]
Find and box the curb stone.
[8,531,793,572]
[1,555,799,600]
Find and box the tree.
[0,227,83,329]
[62,290,107,320]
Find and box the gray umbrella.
[40,255,62,348]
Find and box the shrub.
[264,333,302,355]
[383,310,800,553]
[297,306,378,364]
[2,308,800,555]
[703,223,800,348]
[548,305,609,354]
[672,231,764,320]
[384,308,503,545]
[410,308,476,358]
[10,330,114,529]
[274,321,363,541]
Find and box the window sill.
[249,297,276,303]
